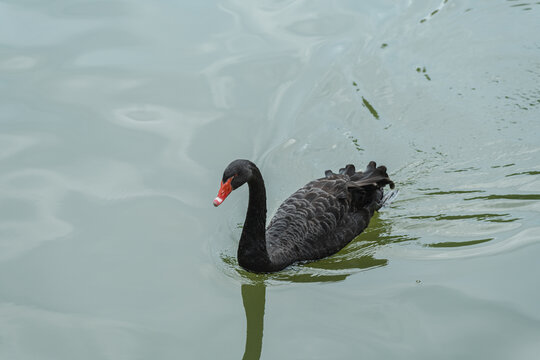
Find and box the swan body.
[214,160,394,273]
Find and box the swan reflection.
[241,283,265,360]
[230,215,414,359]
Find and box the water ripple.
[384,227,540,260]
[0,302,176,359]
[0,134,38,161]
[111,104,219,175]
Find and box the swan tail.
[324,164,356,178]
[346,161,395,211]
[347,161,395,190]
[339,164,356,176]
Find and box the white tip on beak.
[213,197,224,207]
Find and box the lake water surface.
[1,1,540,359]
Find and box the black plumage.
[214,159,394,273]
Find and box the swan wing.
[266,177,355,264]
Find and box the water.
[1,0,540,359]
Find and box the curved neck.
[238,165,272,272]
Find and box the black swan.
[213,159,395,273]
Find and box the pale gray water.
[1,0,540,359]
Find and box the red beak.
[213,177,233,207]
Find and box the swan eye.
[213,177,234,207]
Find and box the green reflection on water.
[361,97,379,120]
[305,255,387,271]
[416,66,431,81]
[465,194,540,201]
[424,190,484,195]
[426,238,493,248]
[409,213,518,223]
[352,81,380,120]
[491,163,515,168]
[506,171,540,177]
[444,167,480,173]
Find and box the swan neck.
[246,176,267,232]
[238,166,272,272]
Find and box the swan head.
[213,159,254,207]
